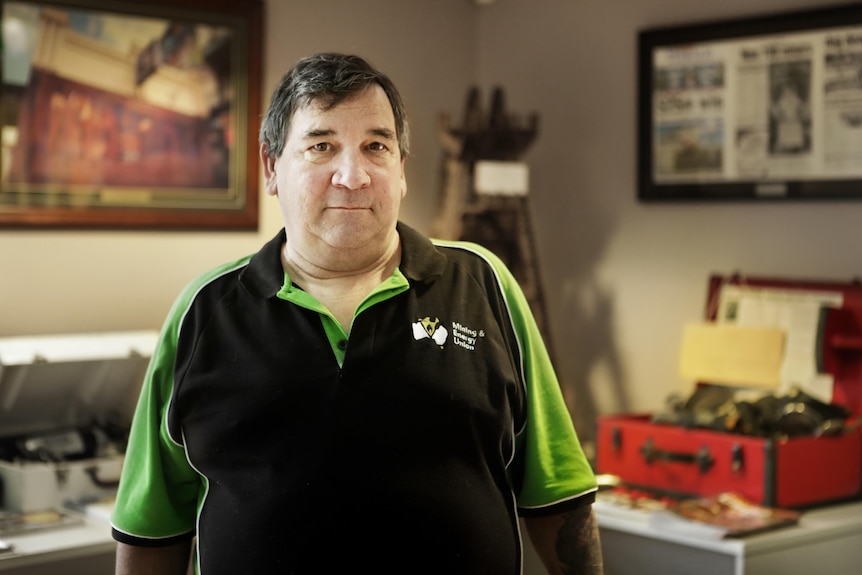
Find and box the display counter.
[596,497,862,575]
[0,510,115,575]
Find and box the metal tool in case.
[0,331,157,513]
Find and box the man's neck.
[281,236,401,332]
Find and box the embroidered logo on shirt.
[412,316,448,345]
[412,317,485,351]
[450,322,484,351]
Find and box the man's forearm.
[525,504,604,574]
[115,540,192,575]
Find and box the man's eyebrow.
[303,128,335,139]
[302,127,396,140]
[370,127,397,140]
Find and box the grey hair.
[259,53,410,159]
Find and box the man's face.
[261,84,406,267]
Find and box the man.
[112,53,602,575]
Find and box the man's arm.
[115,540,193,575]
[525,504,604,575]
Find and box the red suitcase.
[596,274,862,508]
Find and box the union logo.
[412,316,448,345]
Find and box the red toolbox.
[596,274,862,508]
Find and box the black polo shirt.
[112,223,597,574]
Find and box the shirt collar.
[239,222,446,299]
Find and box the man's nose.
[331,151,371,189]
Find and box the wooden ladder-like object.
[432,87,556,362]
[460,195,555,361]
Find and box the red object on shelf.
[596,274,862,509]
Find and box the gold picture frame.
[0,0,262,228]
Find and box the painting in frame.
[0,0,262,228]
[638,3,862,201]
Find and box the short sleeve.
[482,247,598,514]
[111,293,202,544]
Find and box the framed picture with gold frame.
[639,3,862,201]
[0,0,262,228]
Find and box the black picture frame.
[0,0,262,229]
[638,3,862,202]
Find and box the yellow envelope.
[678,323,785,388]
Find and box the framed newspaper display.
[639,4,862,201]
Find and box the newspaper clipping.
[652,25,862,189]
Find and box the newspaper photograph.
[733,37,815,180]
[653,45,727,182]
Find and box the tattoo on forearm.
[556,506,604,574]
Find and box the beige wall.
[2,0,859,451]
[475,0,862,445]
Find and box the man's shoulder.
[167,254,255,324]
[431,238,502,266]
[430,237,517,290]
[397,220,508,281]
[186,255,254,297]
[181,229,285,305]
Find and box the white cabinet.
[596,500,862,575]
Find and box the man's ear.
[260,144,278,196]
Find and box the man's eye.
[368,142,387,152]
[312,142,330,152]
